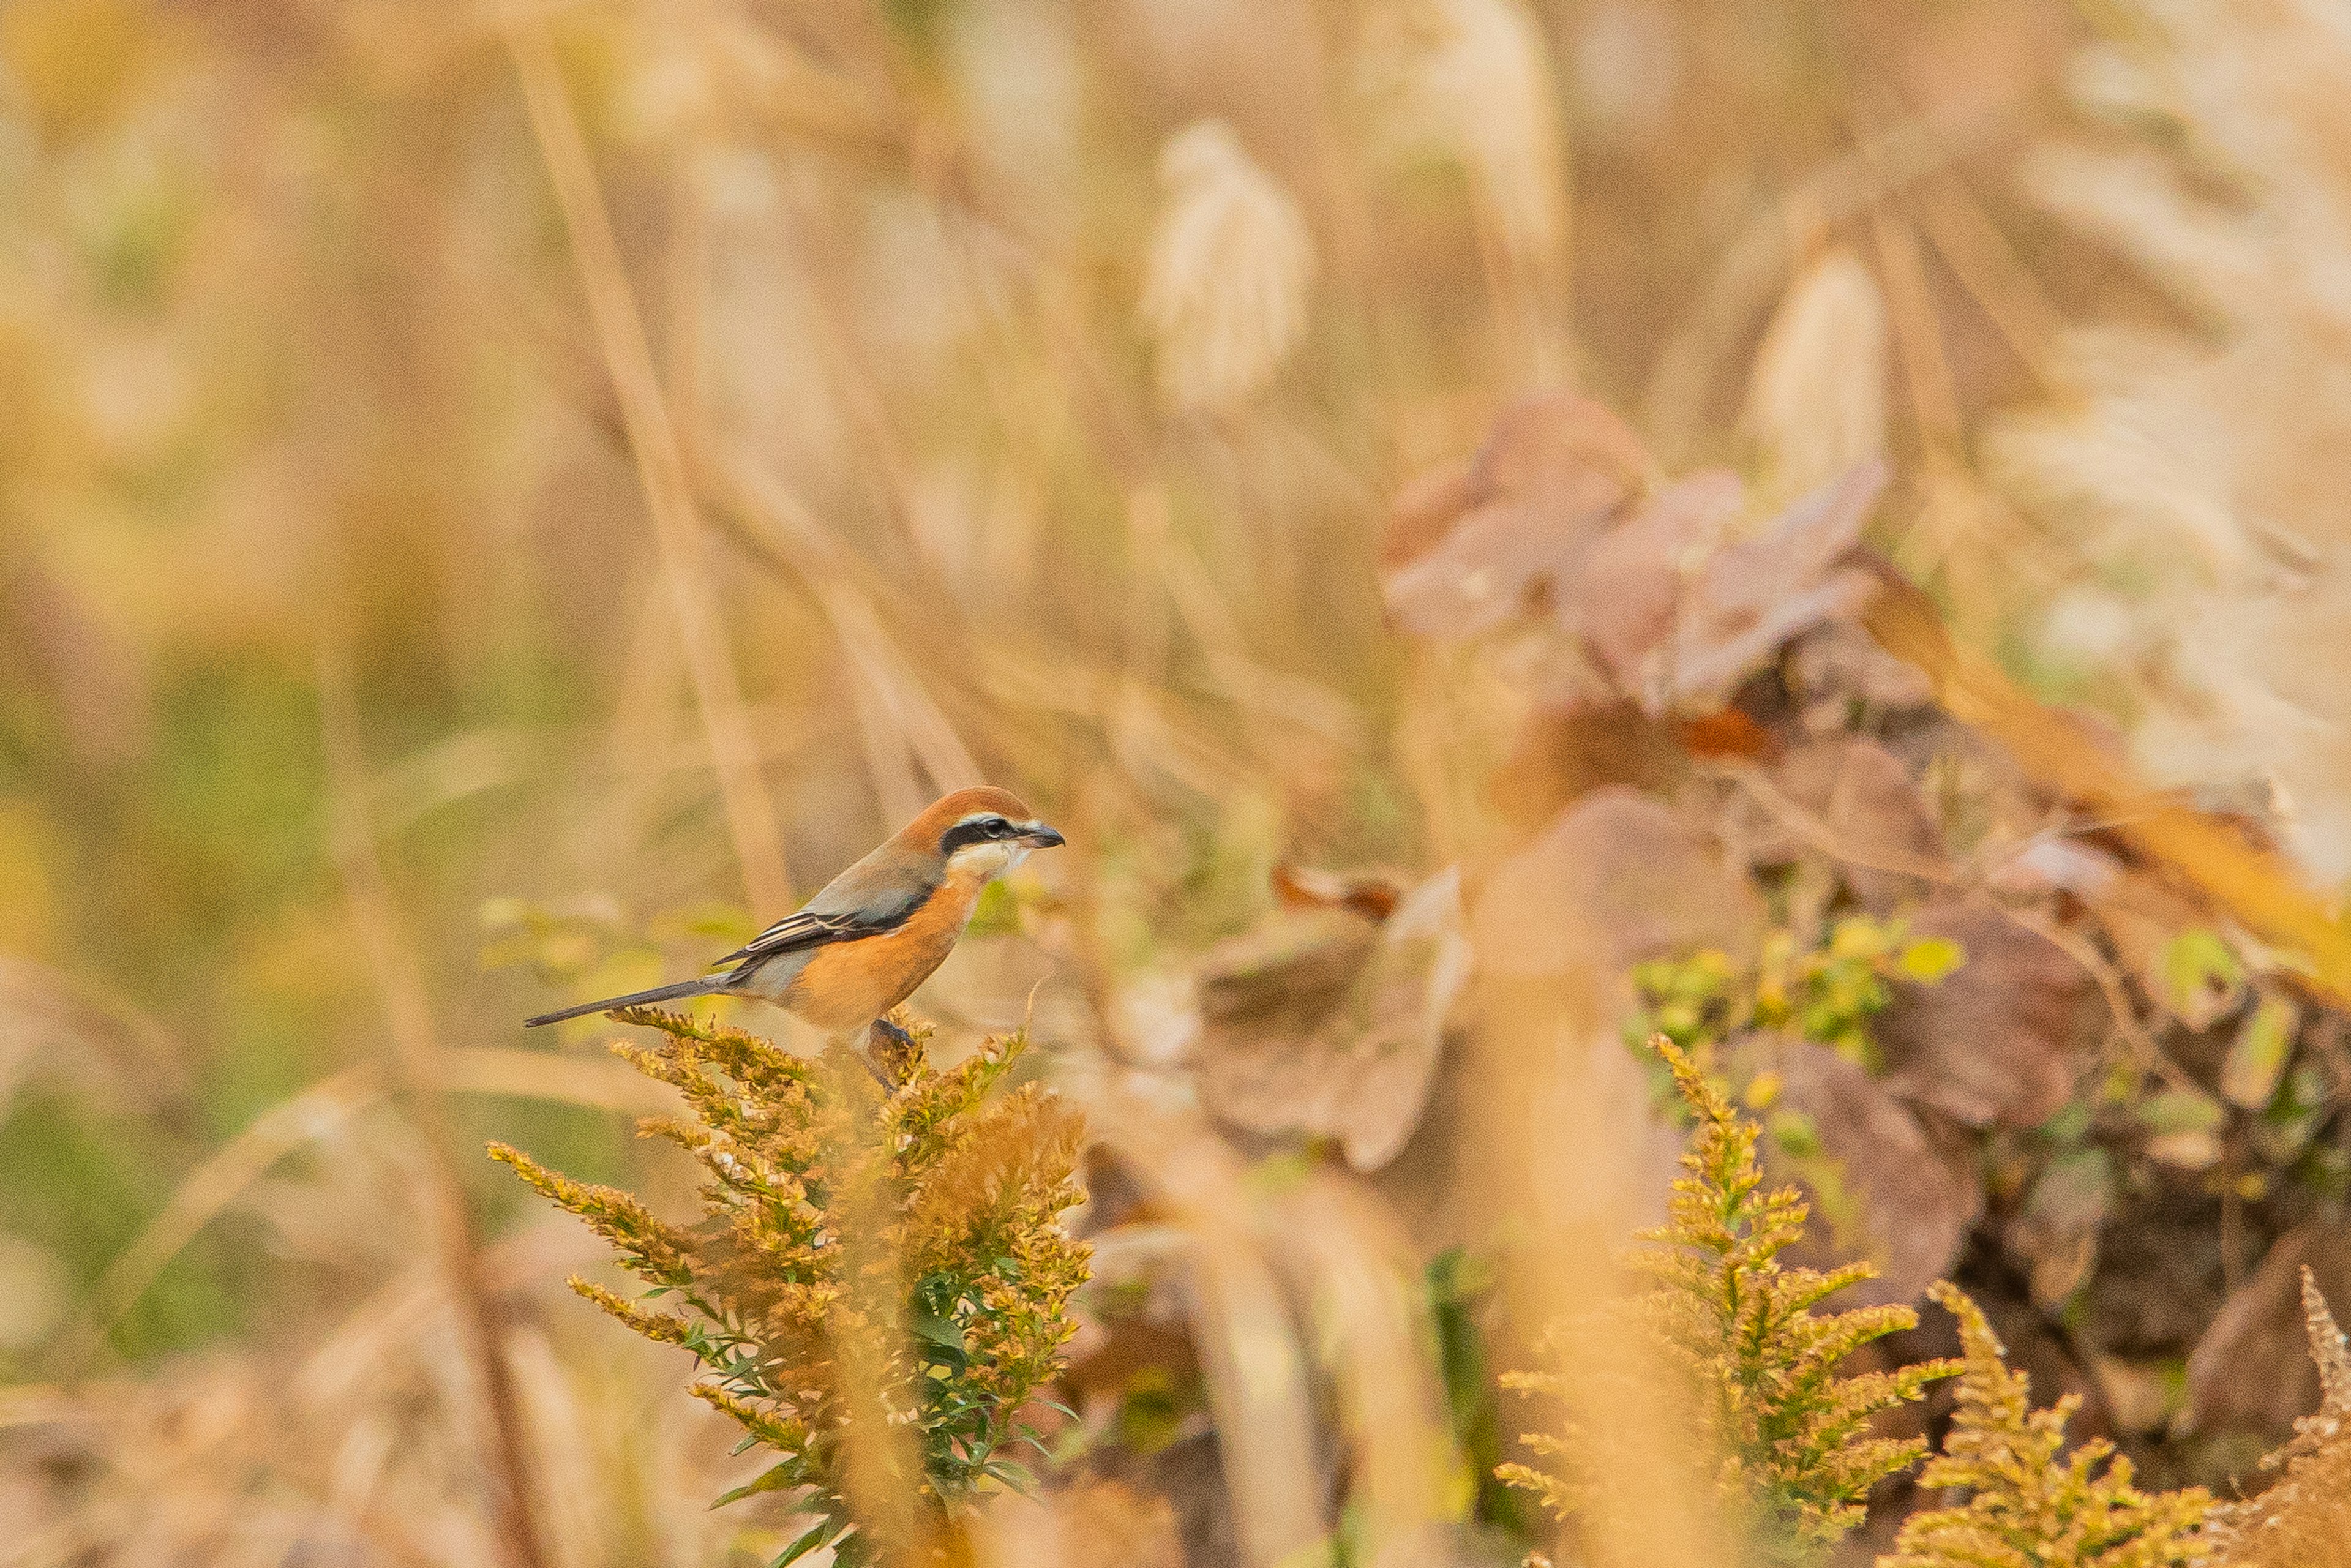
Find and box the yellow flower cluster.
[491,1008,1089,1567]
[1501,1038,1957,1564]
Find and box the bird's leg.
[863,1016,921,1091]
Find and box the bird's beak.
[1019,821,1067,849]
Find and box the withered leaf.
[1196,869,1471,1172]
[1270,863,1406,923]
[1674,707,1778,762]
[1384,400,1886,724]
[1785,619,1936,713]
[1738,1033,1983,1308]
[2188,1218,2351,1438]
[1582,459,1889,715]
[1195,908,1380,1032]
[1738,735,1949,913]
[1573,470,1749,683]
[1877,898,2094,1128]
[1472,786,1763,980]
[1486,702,1691,830]
[1382,394,1654,640]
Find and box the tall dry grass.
[2,1,2349,1566]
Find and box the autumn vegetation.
[7,2,2351,1568]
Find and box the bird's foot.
[864,1015,923,1090]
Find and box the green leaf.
[2159,928,2245,1025]
[2221,991,2299,1111]
[906,1301,969,1370]
[2137,1087,2227,1136]
[773,1518,841,1567]
[1767,1108,1824,1159]
[713,1460,802,1509]
[983,1458,1039,1493]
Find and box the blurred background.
[4,0,2351,1564]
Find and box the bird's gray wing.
[713,877,931,973]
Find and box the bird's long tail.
[523,974,732,1029]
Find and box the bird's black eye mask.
[939,815,1014,855]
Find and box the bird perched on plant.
[525,786,1064,1048]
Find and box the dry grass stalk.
[506,23,794,917]
[69,1064,379,1357]
[1459,936,1739,1568]
[1067,1065,1337,1567]
[1361,0,1571,377]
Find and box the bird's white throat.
[946,841,1027,880]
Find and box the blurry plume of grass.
[1741,247,1891,511]
[1499,1037,1957,1566]
[1360,0,1570,380]
[490,1009,1089,1566]
[1140,120,1317,413]
[1994,0,2351,881]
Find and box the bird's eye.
[986,816,1013,838]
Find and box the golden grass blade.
[1362,0,1572,383]
[0,952,187,1110]
[1641,102,2022,464]
[1074,1081,1327,1568]
[1867,214,1960,455]
[435,1046,684,1116]
[504,1326,606,1568]
[1475,981,1738,1568]
[708,455,984,797]
[1257,1170,1467,1563]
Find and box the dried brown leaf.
[1472,786,1763,980]
[1581,461,1888,715]
[1270,863,1407,923]
[1381,393,1654,638]
[1740,1034,1983,1307]
[2188,1218,2351,1440]
[1196,869,1471,1171]
[1877,898,2094,1128]
[1731,735,1948,912]
[1194,908,1381,1034]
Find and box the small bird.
[525,786,1064,1046]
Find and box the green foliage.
[1428,1247,1537,1542]
[1630,915,1962,1073]
[1500,1037,1959,1565]
[1883,1281,2211,1568]
[2158,929,2244,1024]
[491,1010,1090,1566]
